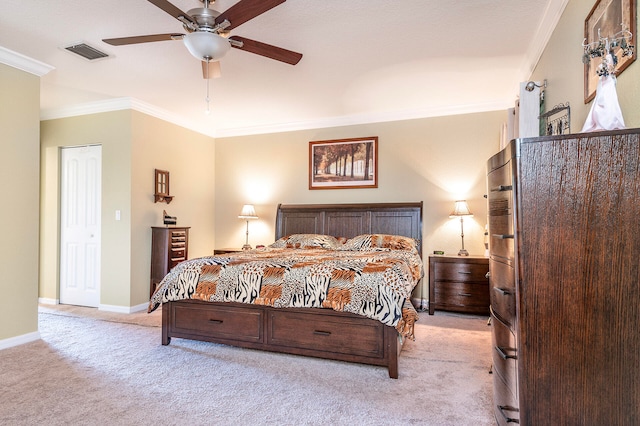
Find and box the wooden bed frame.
[161,202,423,378]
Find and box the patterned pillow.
[340,234,419,253]
[269,234,342,249]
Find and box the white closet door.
[60,145,101,307]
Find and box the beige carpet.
[0,304,494,425]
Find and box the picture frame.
[309,137,378,190]
[584,0,637,103]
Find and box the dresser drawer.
[487,160,512,192]
[171,231,187,240]
[433,262,489,282]
[493,370,519,426]
[491,311,517,393]
[171,303,263,343]
[488,211,513,239]
[489,259,516,328]
[171,246,186,257]
[488,163,514,264]
[488,214,514,263]
[434,282,490,312]
[268,309,385,358]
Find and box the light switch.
[115,210,121,221]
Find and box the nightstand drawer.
[434,281,490,310]
[433,262,489,282]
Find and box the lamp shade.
[449,200,473,217]
[183,32,231,61]
[238,204,258,219]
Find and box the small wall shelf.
[154,169,173,204]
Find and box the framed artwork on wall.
[584,0,637,103]
[309,137,378,190]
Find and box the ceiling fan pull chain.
[205,60,211,114]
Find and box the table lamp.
[238,204,258,250]
[449,200,473,256]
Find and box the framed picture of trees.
[309,137,378,189]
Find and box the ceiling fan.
[102,0,303,79]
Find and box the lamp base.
[457,249,469,256]
[242,244,252,251]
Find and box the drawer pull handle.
[494,287,512,296]
[458,293,472,297]
[458,271,472,275]
[493,234,514,239]
[208,319,223,324]
[314,330,331,336]
[497,405,519,423]
[491,185,513,192]
[495,345,517,360]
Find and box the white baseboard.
[39,299,147,314]
[99,302,148,314]
[0,331,41,350]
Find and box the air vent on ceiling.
[63,42,110,61]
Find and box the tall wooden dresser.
[150,226,190,297]
[487,129,640,425]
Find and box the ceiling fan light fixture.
[183,31,230,61]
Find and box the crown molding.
[521,0,569,78]
[0,46,54,76]
[214,100,511,138]
[40,98,133,120]
[40,97,213,136]
[41,96,510,139]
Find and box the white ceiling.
[0,0,565,137]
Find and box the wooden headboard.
[275,202,423,255]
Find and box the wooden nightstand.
[428,255,489,315]
[214,248,243,255]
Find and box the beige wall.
[40,111,133,307]
[531,0,640,130]
[215,111,507,302]
[40,111,215,310]
[0,63,40,341]
[130,111,216,305]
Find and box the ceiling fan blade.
[147,0,196,25]
[215,0,286,30]
[102,33,184,46]
[229,36,302,65]
[202,61,222,79]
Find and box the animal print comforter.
[148,234,424,339]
